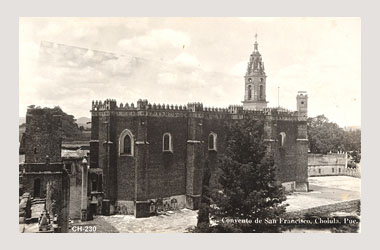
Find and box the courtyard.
[68,175,360,233]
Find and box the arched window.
[119,129,134,156]
[248,85,252,100]
[163,133,173,152]
[124,135,131,154]
[208,132,217,151]
[279,132,286,147]
[259,85,263,100]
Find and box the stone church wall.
[91,99,309,217]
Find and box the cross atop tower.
[254,33,258,51]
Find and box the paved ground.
[285,176,361,212]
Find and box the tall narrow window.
[208,132,217,151]
[124,135,131,154]
[259,85,263,100]
[248,85,252,100]
[119,129,134,156]
[163,133,173,152]
[279,132,286,147]
[92,179,98,192]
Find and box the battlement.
[91,99,302,120]
[187,102,203,112]
[297,91,308,97]
[92,99,118,110]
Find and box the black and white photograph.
[18,17,361,233]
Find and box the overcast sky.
[19,17,360,127]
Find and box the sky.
[19,17,361,127]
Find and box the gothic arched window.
[124,135,132,154]
[163,133,173,152]
[119,129,134,156]
[208,132,217,151]
[248,85,252,100]
[259,85,263,100]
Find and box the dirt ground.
[66,176,360,233]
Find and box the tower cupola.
[242,33,268,110]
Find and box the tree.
[79,126,85,134]
[307,115,345,154]
[307,115,361,157]
[193,118,287,233]
[43,106,83,140]
[195,160,212,231]
[343,129,361,153]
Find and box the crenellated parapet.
[187,102,203,112]
[228,105,244,114]
[91,99,305,121]
[92,99,118,111]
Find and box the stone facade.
[90,37,309,217]
[90,98,309,217]
[19,107,70,232]
[24,108,62,163]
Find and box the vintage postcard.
[18,17,361,233]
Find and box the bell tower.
[242,33,268,110]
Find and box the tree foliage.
[194,118,287,233]
[24,106,83,141]
[307,115,345,154]
[48,106,83,140]
[307,115,361,155]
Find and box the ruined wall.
[24,108,62,163]
[65,160,83,219]
[20,163,64,198]
[20,163,70,232]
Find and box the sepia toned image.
[18,17,361,233]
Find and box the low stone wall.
[114,195,187,215]
[282,181,296,191]
[308,153,347,166]
[308,153,360,178]
[308,165,360,178]
[286,199,360,218]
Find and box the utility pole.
[278,86,280,107]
